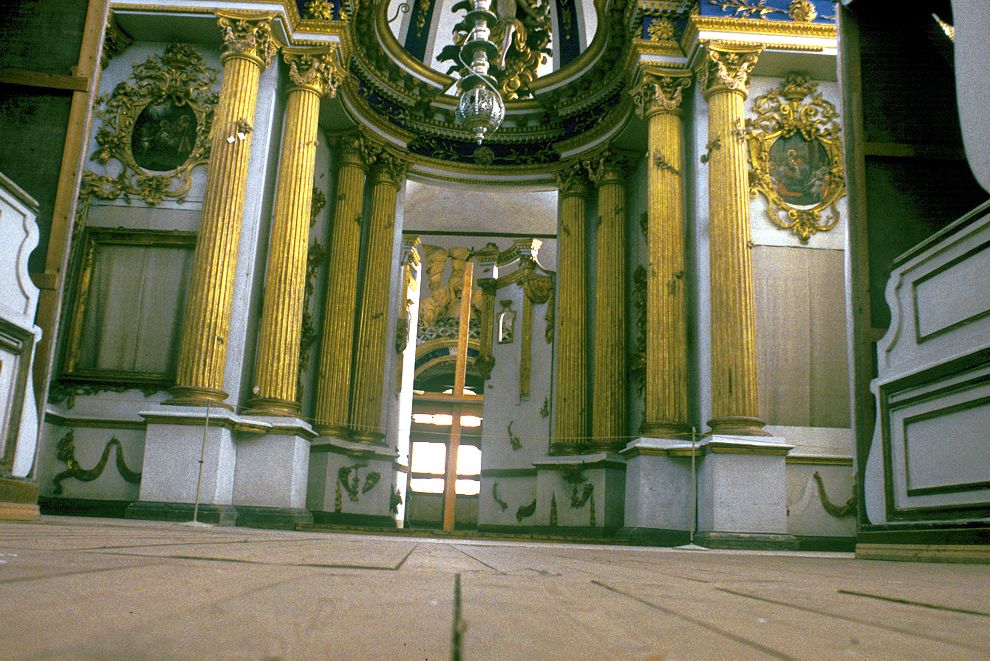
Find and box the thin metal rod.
[689,426,697,545]
[192,403,211,524]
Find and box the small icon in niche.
[497,300,515,344]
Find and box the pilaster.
[250,47,344,415]
[697,43,768,436]
[169,12,277,408]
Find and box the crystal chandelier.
[454,0,505,144]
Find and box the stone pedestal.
[695,435,797,549]
[534,454,625,530]
[232,416,315,529]
[620,438,694,545]
[307,436,398,527]
[126,406,269,525]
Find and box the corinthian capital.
[372,151,408,187]
[216,11,278,68]
[696,42,761,100]
[285,47,345,97]
[339,132,382,170]
[630,71,692,119]
[583,147,631,187]
[554,162,589,198]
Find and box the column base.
[234,505,313,530]
[695,531,799,550]
[243,397,300,417]
[0,475,40,521]
[314,423,351,438]
[165,386,233,410]
[349,430,385,444]
[639,421,692,438]
[707,415,771,436]
[125,500,238,526]
[533,453,626,528]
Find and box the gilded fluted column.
[313,134,380,435]
[249,48,344,415]
[349,153,407,443]
[630,70,692,437]
[698,43,767,436]
[586,150,629,450]
[170,12,277,407]
[551,164,590,453]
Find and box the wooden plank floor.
[0,517,987,659]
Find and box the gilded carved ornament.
[52,431,141,495]
[285,47,346,96]
[708,0,822,22]
[746,73,845,243]
[216,12,279,68]
[630,72,691,119]
[697,43,761,99]
[101,13,132,70]
[647,17,676,42]
[438,0,553,100]
[304,0,336,21]
[813,471,856,517]
[84,44,219,206]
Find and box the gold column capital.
[555,162,590,198]
[216,11,279,68]
[337,132,382,171]
[583,147,632,188]
[630,70,692,119]
[284,46,345,97]
[696,42,761,100]
[371,151,408,188]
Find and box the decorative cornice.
[696,41,761,99]
[284,46,345,96]
[216,11,279,68]
[630,69,693,118]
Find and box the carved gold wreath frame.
[85,43,219,205]
[746,73,845,243]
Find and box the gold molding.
[746,73,845,243]
[683,15,837,54]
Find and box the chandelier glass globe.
[455,78,505,144]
